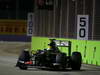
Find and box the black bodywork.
[16,39,82,70]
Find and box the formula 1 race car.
[16,39,82,70]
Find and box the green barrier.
[31,36,100,66]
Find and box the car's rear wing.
[54,40,71,56]
[54,40,71,47]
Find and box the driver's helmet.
[48,39,56,46]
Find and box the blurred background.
[0,0,34,42]
[33,0,100,40]
[0,0,100,41]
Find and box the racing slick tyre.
[71,52,82,70]
[18,63,28,70]
[56,53,67,69]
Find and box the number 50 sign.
[77,15,89,40]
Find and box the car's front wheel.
[18,63,28,70]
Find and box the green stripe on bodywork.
[31,36,100,66]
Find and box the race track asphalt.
[0,55,100,75]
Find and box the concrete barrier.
[31,36,100,66]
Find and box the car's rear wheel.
[71,52,82,70]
